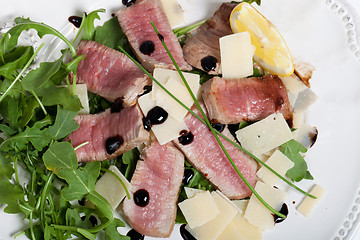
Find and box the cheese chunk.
[138,93,189,145]
[217,213,262,240]
[292,111,305,129]
[293,87,318,112]
[293,123,318,149]
[152,68,200,102]
[190,191,238,240]
[178,191,220,229]
[280,74,307,94]
[151,115,189,145]
[155,76,194,120]
[235,113,293,156]
[256,150,294,186]
[184,187,205,199]
[297,184,325,217]
[244,181,286,229]
[219,32,255,79]
[159,0,185,27]
[231,199,249,214]
[95,166,131,210]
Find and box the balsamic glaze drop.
[273,203,289,224]
[183,169,194,185]
[310,128,318,148]
[201,56,217,72]
[139,40,155,55]
[111,98,124,113]
[122,0,137,7]
[133,189,150,207]
[178,130,194,145]
[105,136,124,154]
[210,120,225,133]
[126,229,144,240]
[142,106,168,131]
[180,224,197,240]
[157,33,164,41]
[68,16,83,28]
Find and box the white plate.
[1,0,360,239]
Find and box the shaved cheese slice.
[231,199,249,214]
[297,184,325,217]
[159,0,185,27]
[138,93,189,145]
[95,166,131,210]
[217,213,262,240]
[178,191,220,228]
[280,74,307,94]
[184,187,205,199]
[219,32,255,79]
[292,111,305,129]
[244,181,286,229]
[293,87,318,112]
[190,191,238,240]
[152,68,200,102]
[155,76,194,120]
[293,123,318,149]
[235,113,293,156]
[256,150,294,186]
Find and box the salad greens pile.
[0,2,314,239]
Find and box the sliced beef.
[67,104,149,162]
[74,40,151,106]
[173,105,257,199]
[116,0,191,72]
[202,75,291,124]
[182,3,236,74]
[122,141,184,237]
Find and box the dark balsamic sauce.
[180,224,196,240]
[133,189,150,207]
[139,40,155,55]
[111,98,124,113]
[210,120,225,133]
[122,0,137,7]
[157,33,164,41]
[68,16,83,28]
[309,127,318,148]
[142,106,168,131]
[81,215,98,226]
[273,203,289,224]
[183,169,194,185]
[126,229,144,240]
[201,56,217,72]
[178,130,194,145]
[274,97,284,111]
[105,136,124,154]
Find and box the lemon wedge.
[230,2,294,77]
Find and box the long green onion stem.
[0,43,45,103]
[100,168,130,199]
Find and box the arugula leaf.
[22,56,64,91]
[81,9,106,41]
[94,17,129,50]
[281,139,313,182]
[119,148,140,180]
[104,218,130,240]
[0,179,25,213]
[48,106,78,140]
[0,46,34,79]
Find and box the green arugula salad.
[0,0,321,239]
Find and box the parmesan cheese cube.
[184,187,205,199]
[293,123,318,149]
[151,115,189,145]
[256,150,294,186]
[190,191,238,240]
[152,68,200,101]
[159,0,185,28]
[138,93,189,145]
[280,74,307,94]
[178,191,220,228]
[219,32,255,79]
[217,213,262,240]
[235,113,293,156]
[297,184,325,217]
[155,76,193,120]
[95,166,131,210]
[293,88,318,112]
[244,181,286,229]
